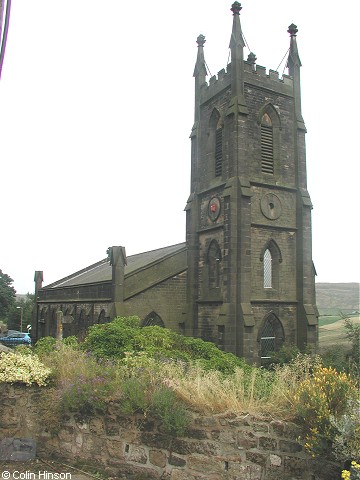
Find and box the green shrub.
[34,336,80,357]
[34,336,57,356]
[62,336,79,349]
[82,316,250,375]
[321,345,349,373]
[180,336,250,374]
[264,344,301,367]
[81,316,141,358]
[14,344,34,356]
[136,326,177,349]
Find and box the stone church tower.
[184,2,318,363]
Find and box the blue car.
[0,331,32,346]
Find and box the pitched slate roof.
[43,243,187,289]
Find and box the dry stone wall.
[0,384,341,480]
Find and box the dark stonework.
[33,4,317,364]
[0,384,341,480]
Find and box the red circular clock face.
[208,196,221,221]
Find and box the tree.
[0,269,16,321]
[6,294,35,331]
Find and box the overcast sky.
[0,1,358,294]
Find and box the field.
[318,314,359,353]
[316,282,359,314]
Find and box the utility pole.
[16,306,23,332]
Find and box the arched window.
[142,311,165,327]
[98,309,106,324]
[207,240,222,289]
[208,109,223,178]
[260,240,282,290]
[40,307,47,322]
[77,309,88,340]
[63,308,74,325]
[258,104,281,176]
[263,249,272,288]
[261,113,274,174]
[215,126,223,177]
[63,308,75,338]
[259,313,284,360]
[50,308,57,337]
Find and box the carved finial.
[196,34,206,47]
[247,52,257,65]
[231,2,242,15]
[288,23,298,37]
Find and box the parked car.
[0,331,32,346]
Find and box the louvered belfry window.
[215,128,223,177]
[261,113,274,174]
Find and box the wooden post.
[56,310,63,342]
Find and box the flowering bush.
[293,365,358,456]
[342,461,360,480]
[0,351,52,386]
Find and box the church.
[32,2,318,364]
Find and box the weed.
[150,386,190,436]
[119,377,149,415]
[39,387,64,434]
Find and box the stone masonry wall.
[0,384,341,480]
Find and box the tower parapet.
[200,61,293,105]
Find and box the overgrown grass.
[159,363,284,417]
[34,346,294,434]
[2,316,359,463]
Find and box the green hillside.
[316,282,359,315]
[316,283,359,351]
[318,314,359,352]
